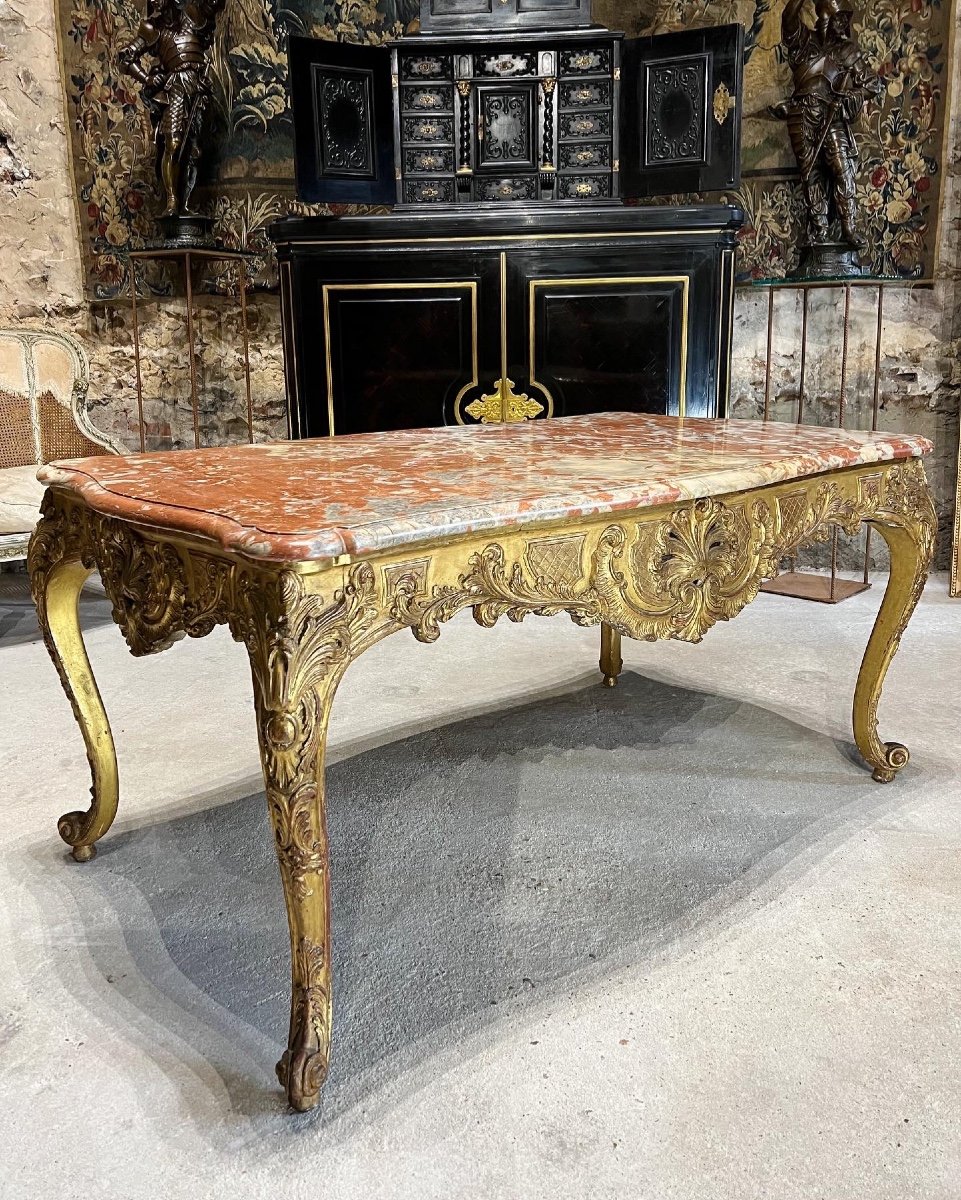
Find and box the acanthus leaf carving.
[29,490,233,657]
[391,470,928,649]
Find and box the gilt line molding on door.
[321,281,479,435]
[528,275,691,418]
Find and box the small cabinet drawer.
[557,174,612,199]
[559,47,612,76]
[559,142,611,170]
[559,110,612,139]
[474,176,538,202]
[404,178,455,203]
[404,147,455,174]
[559,80,612,109]
[402,115,454,143]
[474,51,538,78]
[400,54,451,80]
[401,85,454,112]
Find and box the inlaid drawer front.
[557,174,611,199]
[559,110,612,139]
[559,80,612,109]
[475,52,538,78]
[559,141,611,170]
[474,176,538,202]
[559,47,612,76]
[404,178,455,203]
[401,85,454,112]
[402,115,454,143]
[404,147,455,174]
[400,55,451,81]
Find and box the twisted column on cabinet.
[541,78,556,172]
[457,80,472,173]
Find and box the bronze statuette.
[119,0,226,246]
[772,0,883,278]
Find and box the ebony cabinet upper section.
[419,0,593,34]
[269,204,742,441]
[289,20,743,208]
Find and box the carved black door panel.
[419,0,592,34]
[621,23,744,198]
[289,38,396,204]
[527,280,683,417]
[475,83,538,173]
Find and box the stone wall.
[1,1,959,570]
[729,12,961,568]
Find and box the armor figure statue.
[772,0,883,276]
[119,0,226,228]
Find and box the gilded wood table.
[28,412,935,1112]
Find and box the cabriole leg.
[237,569,366,1113]
[250,661,339,1113]
[31,558,119,861]
[600,622,623,689]
[853,503,935,783]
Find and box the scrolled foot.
[58,808,101,863]
[276,1040,329,1113]
[870,741,910,784]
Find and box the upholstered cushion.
[0,464,45,533]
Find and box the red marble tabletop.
[38,413,932,563]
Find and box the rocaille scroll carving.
[392,461,933,648]
[29,490,232,658]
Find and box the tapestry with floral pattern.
[58,0,952,296]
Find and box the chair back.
[0,328,125,470]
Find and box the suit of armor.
[775,0,882,249]
[119,0,226,218]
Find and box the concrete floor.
[1,574,959,1199]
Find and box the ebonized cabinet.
[288,21,743,208]
[276,5,745,440]
[270,205,742,438]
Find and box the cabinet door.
[621,23,744,198]
[287,251,500,437]
[509,242,731,420]
[419,0,591,33]
[289,38,396,204]
[475,82,539,173]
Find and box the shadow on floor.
[0,572,112,647]
[24,668,910,1143]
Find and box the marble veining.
[38,413,933,563]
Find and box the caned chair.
[0,328,126,563]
